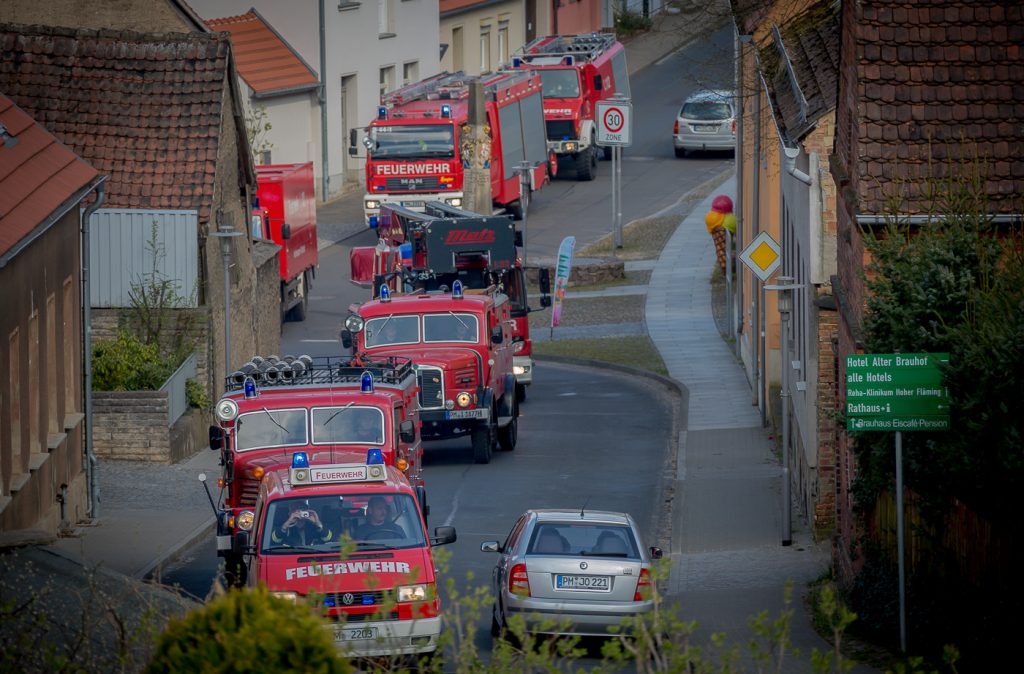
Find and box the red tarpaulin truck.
[349,203,551,402]
[509,33,630,180]
[252,162,319,322]
[349,71,550,227]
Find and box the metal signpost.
[515,161,533,263]
[596,97,632,248]
[846,352,951,653]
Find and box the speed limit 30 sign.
[596,100,632,146]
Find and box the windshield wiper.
[355,542,400,550]
[448,311,469,328]
[262,407,289,434]
[267,545,322,553]
[322,402,355,427]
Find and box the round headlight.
[215,398,239,422]
[237,510,255,531]
[447,198,462,207]
[271,591,299,602]
[366,199,381,210]
[455,392,472,408]
[345,314,365,332]
[444,399,455,410]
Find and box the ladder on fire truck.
[516,33,616,63]
[382,70,539,108]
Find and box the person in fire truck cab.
[271,500,336,547]
[354,496,406,541]
[347,409,384,444]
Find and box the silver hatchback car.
[673,89,736,157]
[481,509,662,638]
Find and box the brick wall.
[814,298,838,537]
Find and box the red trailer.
[252,162,319,322]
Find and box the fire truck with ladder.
[349,70,550,226]
[508,33,630,181]
[207,355,423,585]
[349,202,551,403]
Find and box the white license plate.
[336,626,378,641]
[692,125,719,133]
[445,409,488,420]
[556,574,611,591]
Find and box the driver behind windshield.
[354,496,406,541]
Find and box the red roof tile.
[852,0,1024,214]
[0,94,98,259]
[0,23,239,225]
[206,10,319,96]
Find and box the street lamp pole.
[516,160,532,264]
[210,220,242,380]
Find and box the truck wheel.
[515,381,526,404]
[471,421,494,464]
[498,411,517,451]
[286,271,309,322]
[575,146,596,181]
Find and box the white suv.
[673,90,736,157]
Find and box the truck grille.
[237,478,260,507]
[546,120,577,141]
[385,176,441,191]
[417,366,444,410]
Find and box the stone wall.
[92,392,209,463]
[525,259,626,286]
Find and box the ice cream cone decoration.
[705,194,734,272]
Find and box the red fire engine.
[509,33,630,180]
[340,282,519,465]
[230,452,455,657]
[251,162,319,322]
[349,202,551,402]
[208,355,422,583]
[350,70,550,226]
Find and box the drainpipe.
[82,179,106,520]
[319,0,330,200]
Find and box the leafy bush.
[92,331,182,391]
[145,586,349,674]
[615,9,652,37]
[185,377,210,409]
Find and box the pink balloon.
[711,195,733,214]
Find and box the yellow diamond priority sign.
[739,231,782,282]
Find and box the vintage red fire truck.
[509,33,630,180]
[349,70,550,226]
[349,203,550,402]
[232,451,456,657]
[340,282,519,464]
[252,162,319,322]
[208,355,422,582]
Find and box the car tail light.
[509,563,530,596]
[731,119,736,135]
[673,119,679,134]
[634,568,651,601]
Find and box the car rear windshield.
[527,522,640,558]
[681,101,732,120]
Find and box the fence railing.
[160,352,197,426]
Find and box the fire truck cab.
[350,202,550,403]
[234,452,455,657]
[351,70,549,226]
[340,282,519,464]
[509,33,630,181]
[208,356,422,582]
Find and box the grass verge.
[533,335,669,377]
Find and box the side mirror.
[400,419,416,444]
[339,329,353,349]
[431,526,457,546]
[281,223,291,240]
[538,267,551,294]
[416,484,430,526]
[539,295,552,309]
[209,425,223,451]
[650,546,663,560]
[514,230,523,247]
[480,540,501,553]
[348,146,358,157]
[349,128,357,147]
[234,530,251,556]
[593,74,603,91]
[491,325,503,344]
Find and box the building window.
[63,276,76,414]
[403,61,419,87]
[480,27,491,73]
[452,27,464,71]
[46,293,57,434]
[380,66,395,99]
[378,0,395,36]
[498,21,509,66]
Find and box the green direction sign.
[845,353,950,432]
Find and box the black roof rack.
[224,355,414,391]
